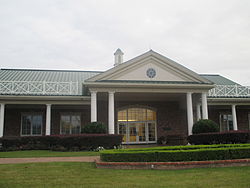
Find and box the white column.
[0,104,5,137]
[186,92,194,136]
[108,91,115,134]
[196,104,201,121]
[46,104,51,135]
[91,91,97,122]
[232,104,238,130]
[201,92,208,119]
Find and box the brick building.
[0,50,249,144]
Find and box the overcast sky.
[0,0,249,85]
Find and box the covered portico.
[86,81,213,144]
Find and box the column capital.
[108,91,115,95]
[90,90,97,94]
[46,104,52,107]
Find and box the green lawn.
[0,162,249,188]
[0,150,100,158]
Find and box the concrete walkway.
[0,156,100,164]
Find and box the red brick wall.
[115,101,188,137]
[3,105,91,137]
[208,106,250,131]
[4,105,46,137]
[51,107,91,135]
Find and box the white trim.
[196,104,201,121]
[108,91,115,134]
[0,81,79,96]
[202,92,208,119]
[209,85,250,97]
[0,104,5,137]
[232,105,238,130]
[186,92,194,136]
[45,104,51,135]
[90,91,97,122]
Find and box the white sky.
[0,0,250,85]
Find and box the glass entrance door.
[128,123,137,142]
[127,122,146,143]
[121,122,155,144]
[118,107,157,144]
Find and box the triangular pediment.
[86,50,212,84]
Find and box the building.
[0,49,249,144]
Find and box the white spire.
[114,48,124,66]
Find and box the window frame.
[60,113,81,135]
[20,113,43,136]
[219,112,233,131]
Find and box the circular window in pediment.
[146,68,156,78]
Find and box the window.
[219,113,233,131]
[21,114,43,136]
[60,114,81,134]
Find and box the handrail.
[0,81,79,95]
[208,85,250,97]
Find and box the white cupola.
[114,48,124,66]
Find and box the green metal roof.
[0,69,101,82]
[200,74,240,85]
[0,69,102,96]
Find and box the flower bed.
[100,144,250,162]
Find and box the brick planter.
[96,159,250,170]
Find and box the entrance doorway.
[117,107,157,144]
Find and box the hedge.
[109,143,250,152]
[0,134,123,151]
[100,144,250,162]
[188,130,250,145]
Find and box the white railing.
[0,81,79,95]
[208,85,250,97]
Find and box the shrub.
[192,119,219,134]
[188,130,250,145]
[0,134,122,151]
[100,144,250,162]
[83,122,107,134]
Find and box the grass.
[0,162,249,188]
[0,150,100,158]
